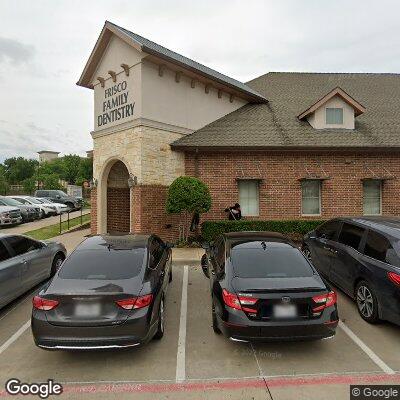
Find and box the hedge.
[201,220,326,242]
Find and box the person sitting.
[224,203,242,220]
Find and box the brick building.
[78,22,400,240]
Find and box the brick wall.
[107,187,130,233]
[131,184,181,241]
[185,151,400,222]
[90,188,97,234]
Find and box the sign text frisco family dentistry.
[97,81,135,127]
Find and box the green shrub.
[201,220,326,242]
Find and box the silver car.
[0,206,22,226]
[0,234,66,309]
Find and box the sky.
[0,0,400,162]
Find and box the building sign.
[97,80,135,127]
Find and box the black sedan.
[31,234,173,350]
[201,232,338,342]
[302,217,400,325]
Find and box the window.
[150,237,165,266]
[326,108,343,124]
[363,230,392,263]
[231,242,314,278]
[214,237,225,269]
[301,180,321,215]
[363,180,381,215]
[4,236,39,256]
[0,241,10,262]
[338,223,365,250]
[238,180,259,216]
[316,221,341,241]
[59,248,145,280]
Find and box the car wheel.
[355,280,380,323]
[39,210,44,219]
[51,253,65,277]
[303,245,312,261]
[212,304,221,334]
[153,297,165,340]
[65,202,74,211]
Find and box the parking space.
[0,256,399,399]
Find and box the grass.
[25,213,91,240]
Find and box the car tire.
[153,297,165,340]
[302,245,312,261]
[65,202,74,211]
[212,304,221,334]
[51,253,65,277]
[39,210,44,219]
[355,280,380,324]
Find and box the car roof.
[339,216,400,237]
[75,233,153,251]
[223,231,287,240]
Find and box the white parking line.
[176,265,189,383]
[0,320,30,356]
[339,320,395,375]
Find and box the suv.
[0,206,22,226]
[302,217,400,326]
[34,190,82,211]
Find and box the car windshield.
[231,241,314,278]
[0,197,23,206]
[27,197,42,204]
[56,191,68,197]
[59,248,145,280]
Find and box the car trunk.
[43,278,143,327]
[232,276,327,321]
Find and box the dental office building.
[78,21,400,240]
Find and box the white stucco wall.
[141,60,248,130]
[307,96,355,129]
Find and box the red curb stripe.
[0,373,399,396]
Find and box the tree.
[41,174,62,190]
[3,157,38,184]
[76,157,93,184]
[22,177,36,195]
[61,154,82,184]
[166,176,211,242]
[0,165,9,195]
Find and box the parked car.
[0,206,22,227]
[201,232,338,342]
[36,198,69,215]
[0,234,66,309]
[32,233,173,350]
[9,196,57,218]
[34,190,82,211]
[302,217,400,326]
[0,196,40,222]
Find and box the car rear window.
[231,242,314,278]
[59,248,145,280]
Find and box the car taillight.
[388,272,400,287]
[116,294,153,310]
[312,291,336,312]
[32,296,59,311]
[222,289,258,313]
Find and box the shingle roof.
[107,22,266,102]
[171,72,400,150]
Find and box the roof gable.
[297,87,366,120]
[77,21,266,102]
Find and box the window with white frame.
[363,180,382,215]
[301,180,321,215]
[238,180,259,216]
[326,108,343,124]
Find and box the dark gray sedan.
[0,234,66,309]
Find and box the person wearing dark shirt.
[224,203,242,220]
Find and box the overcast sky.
[1,0,399,162]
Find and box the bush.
[201,220,326,242]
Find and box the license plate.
[273,304,297,319]
[74,303,101,317]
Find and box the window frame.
[301,180,322,217]
[238,179,260,217]
[337,222,366,252]
[363,180,382,216]
[361,229,393,265]
[325,107,344,125]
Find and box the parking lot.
[0,235,399,399]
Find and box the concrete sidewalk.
[172,247,203,262]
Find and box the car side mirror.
[165,242,174,249]
[200,254,209,279]
[56,195,61,199]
